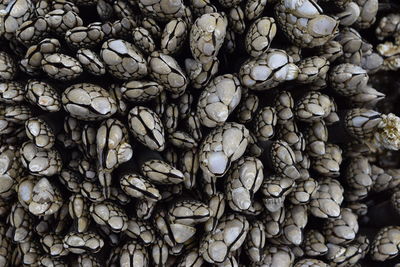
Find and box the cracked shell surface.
[245,17,277,57]
[226,156,264,212]
[62,231,104,254]
[275,0,339,48]
[62,83,117,121]
[239,49,299,90]
[0,52,17,81]
[148,51,188,97]
[20,141,62,177]
[76,48,106,76]
[199,122,249,177]
[90,200,128,233]
[141,159,184,185]
[128,106,165,151]
[25,80,61,112]
[100,39,148,80]
[190,12,227,64]
[25,117,55,149]
[197,74,242,128]
[41,53,83,81]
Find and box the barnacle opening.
[375,113,400,151]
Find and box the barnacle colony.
[0,0,399,266]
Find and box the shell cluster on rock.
[1,0,400,266]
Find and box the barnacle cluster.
[0,0,400,266]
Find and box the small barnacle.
[354,0,378,29]
[161,18,188,54]
[148,51,188,97]
[275,0,339,48]
[370,226,400,261]
[62,83,117,121]
[0,0,35,40]
[100,39,148,80]
[65,24,104,50]
[45,9,83,35]
[344,108,382,141]
[335,2,360,26]
[111,17,138,39]
[96,118,133,197]
[376,13,400,41]
[189,12,228,64]
[245,17,277,57]
[197,74,242,128]
[41,53,83,81]
[245,0,267,21]
[239,49,299,90]
[302,230,328,257]
[137,0,186,22]
[189,0,217,17]
[199,122,249,177]
[132,28,155,56]
[335,27,372,66]
[0,51,17,81]
[228,6,246,34]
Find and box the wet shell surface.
[0,0,397,266]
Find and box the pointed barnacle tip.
[375,113,400,151]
